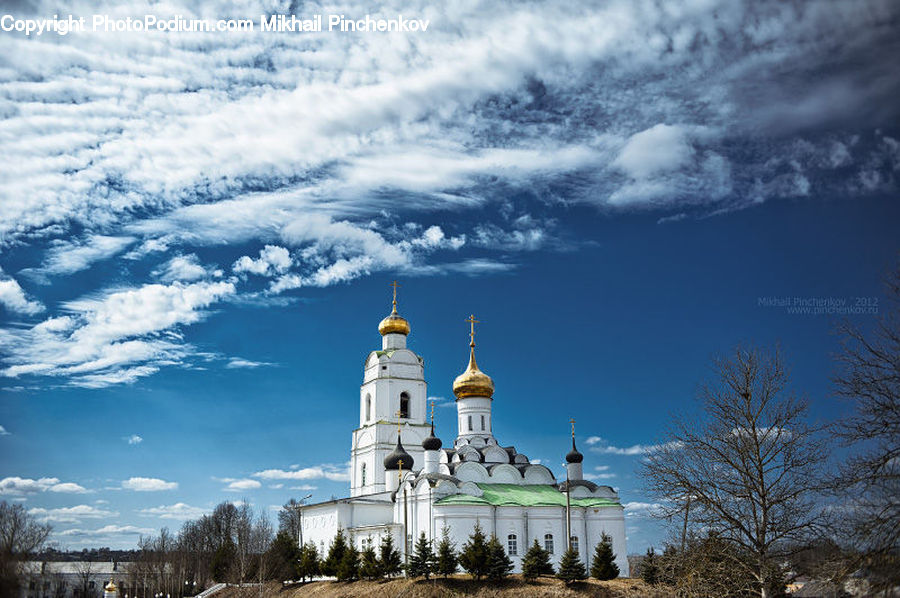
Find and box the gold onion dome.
[453,342,495,399]
[104,579,118,592]
[378,282,410,336]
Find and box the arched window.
[507,533,518,556]
[570,536,579,554]
[467,415,473,431]
[399,392,410,418]
[365,394,371,421]
[361,463,367,486]
[544,533,554,554]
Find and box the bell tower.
[350,282,430,496]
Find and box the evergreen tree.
[521,539,554,582]
[377,533,403,578]
[359,541,380,580]
[590,533,620,580]
[210,537,236,582]
[336,545,360,581]
[640,548,659,585]
[406,532,436,579]
[265,530,301,581]
[556,546,587,584]
[458,523,490,580]
[434,526,458,578]
[321,528,348,577]
[486,535,514,581]
[297,541,319,582]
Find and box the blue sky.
[0,0,898,553]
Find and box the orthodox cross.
[465,314,479,346]
[430,400,435,425]
[570,418,576,438]
[390,280,400,305]
[395,410,403,434]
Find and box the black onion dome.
[384,435,412,470]
[566,437,583,464]
[422,423,442,451]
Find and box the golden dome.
[104,579,118,593]
[378,303,410,336]
[452,344,494,399]
[378,281,411,336]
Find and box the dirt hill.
[216,577,675,598]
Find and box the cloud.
[138,503,208,520]
[585,436,681,455]
[124,434,143,445]
[223,478,262,492]
[0,476,89,495]
[28,504,118,523]
[288,485,317,491]
[252,465,351,483]
[225,358,271,369]
[153,254,220,282]
[613,124,696,180]
[59,525,156,537]
[624,501,665,517]
[233,245,292,276]
[0,269,44,315]
[0,425,9,436]
[0,280,235,387]
[33,236,135,277]
[121,477,177,492]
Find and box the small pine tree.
[640,547,659,585]
[336,545,359,581]
[322,528,348,577]
[406,532,436,579]
[458,523,490,580]
[377,533,403,578]
[359,540,380,580]
[434,526,458,578]
[297,541,319,582]
[557,546,587,584]
[521,539,554,582]
[265,530,301,581]
[486,535,514,581]
[590,533,620,580]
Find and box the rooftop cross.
[395,409,403,434]
[390,280,400,308]
[430,400,435,424]
[465,314,479,347]
[570,418,576,438]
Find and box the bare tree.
[0,501,52,596]
[640,345,827,598]
[73,561,97,598]
[833,264,900,588]
[278,499,303,540]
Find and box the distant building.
[299,285,628,575]
[19,561,120,598]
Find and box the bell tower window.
[365,394,371,422]
[399,392,410,419]
[361,463,367,486]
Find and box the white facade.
[300,293,628,576]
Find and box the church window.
[481,415,485,430]
[365,394,371,421]
[544,533,554,553]
[400,392,410,418]
[361,463,367,486]
[507,534,518,555]
[570,536,579,554]
[467,415,473,431]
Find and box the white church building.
[299,286,628,575]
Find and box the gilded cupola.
[452,314,495,399]
[378,280,410,336]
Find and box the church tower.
[350,282,430,496]
[452,314,496,446]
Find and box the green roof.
[434,483,621,508]
[375,350,396,357]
